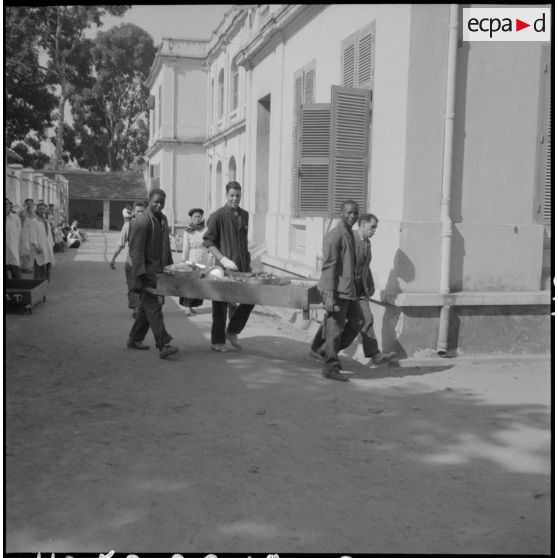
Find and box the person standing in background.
[5,198,22,280]
[110,201,146,318]
[19,198,35,273]
[32,202,55,282]
[180,207,213,316]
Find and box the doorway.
[254,94,271,244]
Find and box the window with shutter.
[329,85,372,216]
[536,47,551,231]
[542,72,552,228]
[341,40,356,87]
[340,22,375,90]
[299,104,331,215]
[290,62,316,216]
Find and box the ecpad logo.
[463,8,550,41]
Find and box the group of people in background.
[110,182,394,380]
[5,198,57,282]
[4,197,89,284]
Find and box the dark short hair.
[188,207,204,217]
[24,198,33,204]
[225,181,241,193]
[358,213,378,225]
[149,188,166,199]
[341,199,359,211]
[133,201,146,208]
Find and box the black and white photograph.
[4,3,552,555]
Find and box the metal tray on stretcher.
[152,272,322,319]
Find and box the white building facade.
[146,4,550,356]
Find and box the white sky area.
[87,4,233,44]
[42,4,232,157]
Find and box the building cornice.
[234,4,327,69]
[146,38,210,89]
[203,119,246,147]
[205,6,250,65]
[145,137,206,158]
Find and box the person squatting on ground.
[179,207,213,316]
[203,181,254,353]
[32,202,56,282]
[127,188,178,359]
[311,212,396,369]
[5,197,22,280]
[110,200,146,318]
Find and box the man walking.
[203,181,254,352]
[110,200,145,318]
[311,213,396,367]
[127,188,177,359]
[314,199,363,381]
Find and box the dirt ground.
[4,230,552,554]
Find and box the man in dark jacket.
[203,181,254,352]
[311,213,395,367]
[313,199,362,381]
[127,188,177,359]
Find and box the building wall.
[245,4,413,280]
[174,145,208,223]
[147,51,209,227]
[175,61,207,141]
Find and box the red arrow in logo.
[516,19,530,31]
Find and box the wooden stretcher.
[150,271,322,320]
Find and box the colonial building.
[145,4,551,356]
[145,37,209,233]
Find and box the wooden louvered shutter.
[341,37,356,87]
[304,68,315,104]
[291,71,304,216]
[542,68,552,227]
[291,64,316,216]
[356,23,375,88]
[329,86,371,216]
[299,104,331,215]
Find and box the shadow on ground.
[5,232,551,554]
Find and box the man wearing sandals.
[127,188,178,359]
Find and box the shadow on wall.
[380,249,416,358]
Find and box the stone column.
[103,200,110,232]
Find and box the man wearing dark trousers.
[314,199,363,381]
[127,188,177,359]
[311,212,396,367]
[203,181,254,352]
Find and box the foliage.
[4,7,58,146]
[69,23,155,171]
[29,5,131,169]
[11,140,51,170]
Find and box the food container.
[206,266,226,279]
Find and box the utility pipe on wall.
[437,4,460,356]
